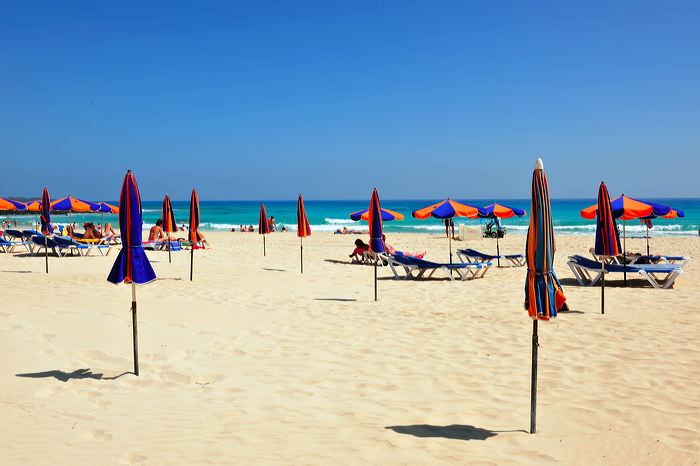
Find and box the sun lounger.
[30,235,59,256]
[386,253,492,281]
[457,248,525,267]
[3,229,27,241]
[568,255,683,289]
[588,248,690,267]
[53,236,111,257]
[0,237,31,253]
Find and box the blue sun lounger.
[457,248,525,267]
[385,253,492,281]
[2,229,26,241]
[567,255,683,289]
[30,235,59,256]
[0,237,31,253]
[588,248,690,268]
[53,236,112,257]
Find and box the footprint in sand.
[79,429,113,441]
[122,451,147,464]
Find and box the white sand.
[1,232,698,464]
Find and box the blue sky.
[1,1,698,201]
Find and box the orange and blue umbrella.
[94,202,119,214]
[0,198,27,212]
[297,194,311,273]
[258,202,270,256]
[189,189,201,280]
[350,207,404,222]
[368,188,384,301]
[412,199,484,219]
[524,158,567,435]
[595,182,620,315]
[480,203,526,219]
[51,195,100,213]
[25,200,41,212]
[40,188,52,273]
[580,195,671,220]
[107,171,156,285]
[162,194,178,264]
[639,207,684,255]
[106,170,155,377]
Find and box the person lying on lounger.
[381,234,425,259]
[103,223,120,242]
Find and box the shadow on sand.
[314,298,357,302]
[386,424,526,441]
[16,368,131,382]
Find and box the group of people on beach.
[148,219,210,247]
[229,216,288,232]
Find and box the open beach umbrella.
[162,194,178,264]
[40,188,52,274]
[107,170,156,376]
[480,203,527,267]
[0,198,27,212]
[581,195,672,285]
[188,189,201,281]
[413,199,484,263]
[297,194,311,273]
[368,188,384,302]
[350,207,404,222]
[595,182,621,315]
[25,200,41,212]
[524,158,568,434]
[51,196,100,213]
[258,202,270,256]
[93,202,119,229]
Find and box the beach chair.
[0,237,31,253]
[457,248,526,267]
[143,241,168,251]
[30,235,60,256]
[386,253,492,281]
[53,236,111,257]
[3,229,26,241]
[588,248,690,267]
[567,255,683,289]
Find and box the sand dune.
[1,232,698,464]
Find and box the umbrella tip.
[535,158,544,170]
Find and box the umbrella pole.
[496,234,501,267]
[132,283,139,376]
[374,262,378,302]
[168,241,172,264]
[449,234,452,264]
[646,224,650,255]
[601,261,605,315]
[623,220,627,286]
[44,235,48,273]
[530,319,538,434]
[263,235,266,257]
[300,237,303,274]
[190,244,194,281]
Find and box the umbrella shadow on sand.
[386,424,524,441]
[16,368,131,382]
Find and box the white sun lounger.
[568,255,683,289]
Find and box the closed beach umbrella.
[258,202,270,256]
[107,170,156,376]
[297,194,311,273]
[413,199,484,264]
[368,188,384,301]
[40,188,52,274]
[524,158,568,434]
[480,203,527,266]
[162,194,178,264]
[595,182,621,315]
[350,208,404,221]
[188,189,201,281]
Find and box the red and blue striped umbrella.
[258,203,270,235]
[297,194,311,273]
[188,189,201,280]
[524,159,567,434]
[162,194,178,264]
[368,188,384,301]
[107,171,156,285]
[595,182,620,315]
[297,194,311,238]
[40,188,52,235]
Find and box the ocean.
[6,198,698,237]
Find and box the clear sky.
[1,1,698,201]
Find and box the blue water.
[8,198,698,236]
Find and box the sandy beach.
[1,231,698,465]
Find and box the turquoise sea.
[6,199,698,237]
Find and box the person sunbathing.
[83,223,103,240]
[382,234,425,259]
[149,219,179,242]
[103,223,120,242]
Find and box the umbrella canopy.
[51,195,100,213]
[480,203,526,219]
[189,189,202,242]
[642,208,685,220]
[25,200,41,212]
[595,182,621,257]
[525,159,567,320]
[368,189,384,253]
[581,195,671,220]
[162,195,178,234]
[350,207,404,222]
[95,202,119,214]
[412,199,484,219]
[40,188,52,234]
[0,198,27,212]
[297,194,311,237]
[258,203,270,234]
[107,171,156,285]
